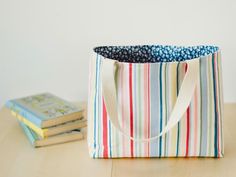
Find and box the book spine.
[18,121,36,147]
[11,111,46,138]
[6,100,42,128]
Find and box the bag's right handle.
[101,58,199,142]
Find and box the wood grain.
[0,103,235,177]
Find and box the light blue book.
[6,93,83,128]
[19,121,84,147]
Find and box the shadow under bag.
[87,45,224,158]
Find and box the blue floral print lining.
[94,45,219,63]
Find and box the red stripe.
[102,98,108,158]
[185,64,190,157]
[129,64,134,157]
[186,107,190,157]
[147,64,150,156]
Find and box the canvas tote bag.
[87,45,224,158]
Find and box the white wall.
[0,0,236,108]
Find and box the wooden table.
[0,104,235,177]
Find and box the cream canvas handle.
[101,58,199,142]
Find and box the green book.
[19,121,84,147]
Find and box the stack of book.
[6,93,86,147]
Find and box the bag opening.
[94,45,219,63]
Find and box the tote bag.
[87,45,224,158]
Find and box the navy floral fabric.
[94,45,219,63]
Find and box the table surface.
[0,103,235,177]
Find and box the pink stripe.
[102,99,108,158]
[129,64,134,157]
[147,64,150,156]
[185,64,190,157]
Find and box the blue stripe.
[93,54,99,158]
[97,57,102,157]
[200,57,208,156]
[212,54,218,157]
[159,63,163,157]
[164,63,169,156]
[150,64,160,157]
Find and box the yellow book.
[11,111,86,138]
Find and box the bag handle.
[101,58,199,142]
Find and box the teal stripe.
[212,54,219,157]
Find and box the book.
[6,93,83,128]
[19,121,84,147]
[11,110,87,138]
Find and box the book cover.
[6,93,83,128]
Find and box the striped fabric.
[87,45,224,158]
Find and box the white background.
[0,0,235,108]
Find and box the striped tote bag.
[87,45,224,158]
